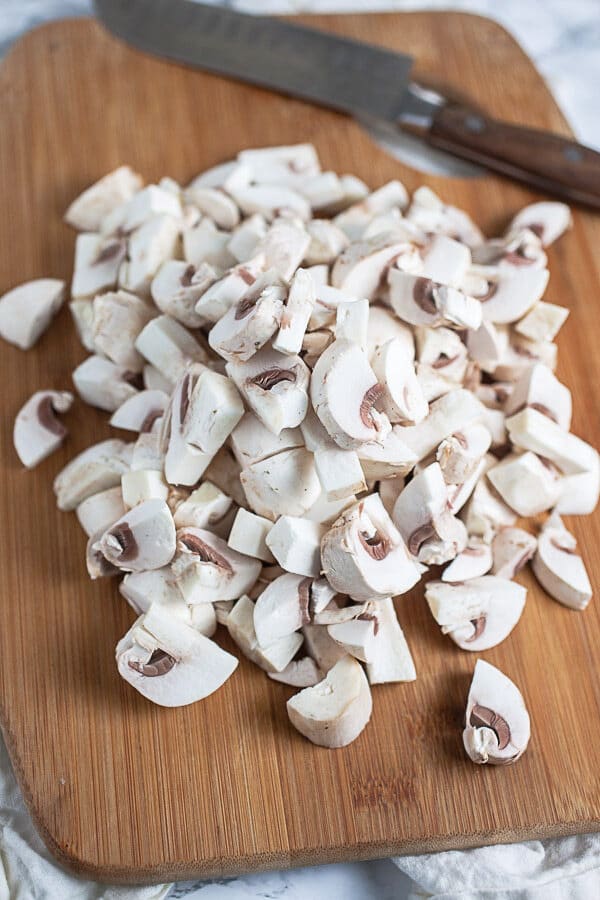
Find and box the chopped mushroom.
[0,279,65,350]
[364,597,416,684]
[532,513,592,611]
[171,526,260,604]
[227,594,302,673]
[72,355,138,413]
[13,390,73,468]
[508,201,572,247]
[99,498,176,572]
[54,439,133,510]
[463,659,530,765]
[65,165,143,231]
[491,527,537,579]
[110,389,169,433]
[388,271,482,331]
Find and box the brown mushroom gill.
[407,523,437,556]
[431,353,460,370]
[464,615,487,642]
[359,383,385,428]
[550,536,578,556]
[413,277,438,315]
[359,529,390,561]
[108,523,138,561]
[238,266,256,285]
[93,239,125,265]
[180,534,234,573]
[37,396,67,438]
[179,372,192,425]
[476,281,498,302]
[298,578,313,625]
[128,648,177,677]
[249,367,297,391]
[139,408,163,433]
[357,611,380,635]
[180,264,197,287]
[469,704,511,750]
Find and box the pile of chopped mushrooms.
[2,144,597,761]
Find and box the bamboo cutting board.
[0,11,599,885]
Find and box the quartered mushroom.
[227,507,274,563]
[229,184,311,222]
[332,234,415,301]
[119,214,181,296]
[195,257,265,324]
[171,526,260,604]
[91,290,154,372]
[442,538,493,583]
[462,459,517,543]
[436,423,491,485]
[240,447,322,521]
[366,305,415,362]
[76,486,126,537]
[532,513,592,611]
[71,234,127,300]
[471,227,547,272]
[356,428,417,480]
[208,270,286,362]
[255,218,311,283]
[388,271,482,331]
[421,234,472,286]
[120,567,217,636]
[135,314,208,385]
[99,498,176,572]
[503,363,571,431]
[151,259,218,327]
[227,594,303,673]
[514,301,569,344]
[100,183,181,236]
[54,438,133,510]
[333,180,408,241]
[121,468,169,507]
[370,338,428,424]
[506,407,594,475]
[472,267,549,324]
[183,217,236,270]
[426,576,527,651]
[364,597,416,684]
[507,201,572,247]
[305,219,349,265]
[227,214,268,263]
[184,186,240,230]
[110,389,169,433]
[72,355,138,413]
[253,573,313,647]
[0,279,65,350]
[487,451,562,516]
[491,527,537,579]
[13,390,73,468]
[64,165,143,231]
[231,411,303,468]
[463,659,530,765]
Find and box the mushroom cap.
[491,527,537,580]
[476,267,549,324]
[532,515,592,611]
[64,165,143,231]
[13,390,73,468]
[151,259,217,328]
[172,526,261,604]
[268,657,323,688]
[208,271,286,363]
[53,438,133,510]
[503,363,572,431]
[388,270,482,330]
[370,338,428,425]
[508,201,571,247]
[253,573,312,647]
[99,498,176,572]
[463,659,530,765]
[110,389,169,433]
[397,389,485,462]
[0,278,65,350]
[442,539,493,583]
[226,594,302,673]
[332,236,414,300]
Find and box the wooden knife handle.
[427,101,600,208]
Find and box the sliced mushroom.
[110,389,169,433]
[437,423,492,485]
[131,431,164,472]
[208,270,286,363]
[396,389,485,462]
[491,527,537,579]
[180,367,245,455]
[227,508,274,563]
[13,390,73,468]
[265,516,324,577]
[301,622,347,672]
[286,655,372,748]
[362,597,416,684]
[64,165,143,231]
[183,217,236,270]
[116,603,237,707]
[304,490,357,526]
[91,290,154,372]
[240,447,321,521]
[187,159,251,193]
[506,407,593,475]
[227,213,269,263]
[555,466,600,516]
[466,321,508,371]
[99,498,176,572]
[532,513,592,611]
[508,201,571,247]
[54,438,133,510]
[304,219,349,265]
[462,459,517,543]
[151,259,218,327]
[332,235,415,300]
[71,233,126,299]
[268,657,323,688]
[254,218,311,283]
[514,301,569,344]
[172,481,232,530]
[87,529,121,580]
[503,363,571,431]
[442,538,493,583]
[76,486,126,537]
[321,493,421,602]
[227,594,302,673]
[366,305,415,362]
[470,267,549,324]
[463,659,530,765]
[120,567,184,616]
[421,234,472,286]
[119,214,180,296]
[471,227,547,271]
[327,613,379,663]
[184,186,240,230]
[487,451,562,516]
[370,338,428,425]
[0,279,65,350]
[135,314,208,384]
[333,180,408,241]
[406,186,483,247]
[194,257,265,324]
[426,576,527,651]
[171,526,260,604]
[229,184,310,222]
[253,573,314,647]
[231,411,303,468]
[388,271,482,331]
[121,469,169,508]
[291,171,346,211]
[72,355,138,413]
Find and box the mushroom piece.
[116,603,238,707]
[314,446,367,501]
[470,227,547,271]
[286,656,372,748]
[238,143,321,182]
[493,331,557,382]
[255,219,311,283]
[183,217,236,270]
[53,438,133,510]
[503,363,572,431]
[437,424,492,485]
[184,186,240,230]
[226,346,310,435]
[110,390,169,433]
[208,270,286,363]
[466,321,507,372]
[187,159,251,192]
[363,597,416,684]
[172,482,232,530]
[463,660,530,765]
[335,298,369,349]
[240,447,322,521]
[229,184,311,222]
[426,576,527,651]
[72,355,138,413]
[491,527,537,579]
[397,389,486,462]
[331,235,416,300]
[272,267,316,355]
[91,290,154,372]
[76,486,126,537]
[135,315,208,384]
[333,180,408,241]
[508,201,571,247]
[118,214,180,296]
[392,463,467,566]
[0,279,65,350]
[171,527,261,604]
[462,460,517,543]
[421,234,472,286]
[442,538,493,583]
[231,412,303,468]
[100,184,182,236]
[268,657,323,688]
[120,567,184,615]
[304,219,349,265]
[472,267,549,324]
[70,234,127,300]
[227,214,268,263]
[506,407,594,475]
[86,530,121,580]
[180,367,245,456]
[291,171,347,211]
[301,623,347,672]
[532,513,592,611]
[253,573,313,646]
[406,186,483,247]
[321,493,421,602]
[227,594,303,673]
[13,390,74,468]
[370,338,428,425]
[415,328,469,397]
[64,165,143,231]
[327,614,379,663]
[227,508,274,563]
[194,257,265,324]
[304,490,357,526]
[143,364,173,394]
[121,469,169,507]
[202,445,247,509]
[265,516,324,577]
[555,466,600,516]
[69,298,96,352]
[311,339,391,450]
[356,428,418,481]
[131,431,164,472]
[99,499,176,572]
[388,271,482,331]
[366,305,415,362]
[514,301,569,344]
[487,452,562,517]
[151,260,218,328]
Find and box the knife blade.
[94,0,600,208]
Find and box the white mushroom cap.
[135,314,208,384]
[230,412,303,467]
[503,363,572,431]
[491,527,537,580]
[388,271,482,330]
[304,490,357,526]
[64,166,143,231]
[171,527,261,604]
[463,660,530,765]
[183,217,236,270]
[442,539,493,583]
[71,234,126,300]
[508,201,571,247]
[227,594,302,673]
[240,447,322,521]
[487,452,562,517]
[397,389,485,462]
[426,576,527,651]
[332,236,415,300]
[532,514,592,611]
[370,338,428,425]
[72,354,138,413]
[473,267,549,324]
[151,259,218,328]
[286,655,372,748]
[321,493,421,602]
[265,516,324,577]
[0,279,65,350]
[116,603,237,707]
[76,486,126,537]
[253,573,312,646]
[268,657,323,688]
[13,390,73,468]
[255,219,311,282]
[208,270,286,363]
[110,389,169,433]
[506,407,594,475]
[99,498,176,572]
[53,438,133,510]
[91,290,154,372]
[364,597,416,684]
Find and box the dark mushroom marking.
[550,535,578,555]
[407,522,437,557]
[128,648,177,677]
[431,353,460,370]
[476,281,498,302]
[37,395,66,438]
[249,367,297,391]
[139,408,163,433]
[238,266,256,286]
[528,402,559,424]
[179,372,192,425]
[462,545,486,558]
[359,529,391,561]
[93,239,126,265]
[452,431,469,450]
[107,523,138,562]
[180,264,197,287]
[235,283,264,320]
[464,616,487,642]
[413,277,438,315]
[527,223,545,240]
[504,245,537,267]
[180,533,234,573]
[469,703,511,750]
[359,383,385,428]
[356,611,380,636]
[298,578,313,625]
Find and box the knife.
[94,0,600,208]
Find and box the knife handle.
[425,101,600,209]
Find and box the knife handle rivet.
[464,114,486,134]
[564,145,583,163]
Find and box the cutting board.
[0,11,599,885]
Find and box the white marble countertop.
[1,2,599,899]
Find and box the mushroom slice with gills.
[0,278,65,350]
[99,498,176,572]
[53,438,133,511]
[442,538,493,583]
[172,481,232,530]
[229,184,311,222]
[506,407,594,475]
[162,371,214,487]
[110,390,169,433]
[150,260,218,328]
[421,234,472,286]
[365,597,416,685]
[466,321,508,372]
[503,363,572,431]
[237,143,321,184]
[415,326,469,386]
[370,338,428,425]
[231,412,303,468]
[265,516,324,577]
[227,594,303,673]
[272,267,316,356]
[194,257,265,325]
[76,486,126,537]
[121,469,169,508]
[227,347,309,436]
[119,214,181,296]
[253,573,314,647]
[396,389,485,462]
[268,657,323,688]
[254,218,311,282]
[64,165,143,231]
[91,291,154,372]
[366,305,415,362]
[331,235,415,301]
[532,513,592,611]
[227,214,268,263]
[426,576,527,651]
[183,185,240,230]
[310,339,391,450]
[388,271,482,331]
[116,603,238,707]
[493,332,557,382]
[464,659,530,765]
[240,447,321,521]
[304,219,349,265]
[228,508,274,563]
[181,367,244,455]
[87,529,121,580]
[171,526,261,604]
[321,492,421,602]
[183,217,236,270]
[508,201,572,247]
[514,301,569,344]
[406,186,484,247]
[72,355,138,413]
[71,234,127,299]
[301,623,347,672]
[100,184,182,236]
[470,227,547,271]
[357,428,417,481]
[333,180,408,241]
[437,423,492,485]
[208,269,286,363]
[392,462,467,565]
[491,527,537,580]
[287,656,372,748]
[135,314,208,385]
[470,267,549,324]
[13,390,74,468]
[487,452,562,517]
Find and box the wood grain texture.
[0,12,599,885]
